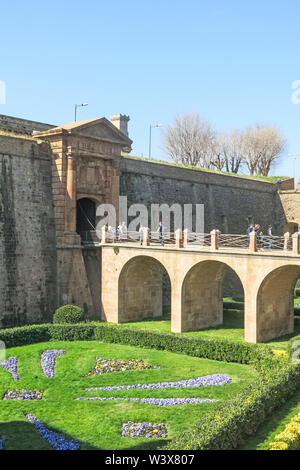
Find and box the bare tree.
[242,125,285,176]
[210,132,227,171]
[210,130,245,173]
[163,113,215,167]
[223,130,244,174]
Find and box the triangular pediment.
[76,119,131,146]
[35,117,132,147]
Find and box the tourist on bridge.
[258,230,264,249]
[139,225,144,245]
[268,225,273,249]
[116,224,122,241]
[157,221,164,246]
[121,221,127,242]
[247,223,254,248]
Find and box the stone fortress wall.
[0,114,54,136]
[120,157,287,236]
[0,135,57,327]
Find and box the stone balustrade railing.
[79,227,300,255]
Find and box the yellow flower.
[269,441,289,450]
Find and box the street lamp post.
[149,124,162,159]
[74,103,88,122]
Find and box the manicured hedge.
[223,301,244,311]
[0,324,51,348]
[49,324,97,341]
[0,321,269,364]
[94,324,269,365]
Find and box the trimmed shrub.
[94,324,268,365]
[223,301,244,311]
[49,324,97,341]
[53,305,84,324]
[0,324,51,348]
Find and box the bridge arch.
[256,264,300,342]
[118,255,171,323]
[181,260,244,332]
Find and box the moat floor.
[0,341,257,450]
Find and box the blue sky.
[1,0,300,179]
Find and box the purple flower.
[0,357,19,381]
[121,421,168,438]
[41,350,65,378]
[26,414,80,450]
[75,397,216,405]
[85,374,232,392]
[3,390,44,400]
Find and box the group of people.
[247,223,273,249]
[138,222,164,246]
[107,221,128,242]
[107,221,164,246]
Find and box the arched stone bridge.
[101,231,300,344]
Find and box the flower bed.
[268,409,300,450]
[86,358,154,376]
[3,390,44,400]
[76,397,216,406]
[122,421,167,438]
[0,322,299,450]
[26,414,80,450]
[85,374,231,391]
[0,357,19,381]
[41,349,65,378]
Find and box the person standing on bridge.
[118,221,127,242]
[139,224,144,245]
[258,230,264,250]
[157,221,164,246]
[268,225,273,249]
[247,224,254,248]
[116,223,121,241]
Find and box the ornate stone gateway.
[34,117,132,316]
[35,117,132,245]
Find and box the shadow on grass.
[0,421,169,451]
[0,420,98,450]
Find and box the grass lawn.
[0,340,257,450]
